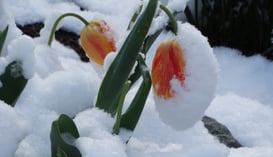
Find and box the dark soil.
[55,29,89,62]
[17,23,44,38]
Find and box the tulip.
[80,20,116,65]
[151,23,218,131]
[151,39,186,99]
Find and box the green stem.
[112,81,131,135]
[159,4,178,35]
[47,13,89,46]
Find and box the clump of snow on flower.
[152,22,218,131]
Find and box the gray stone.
[202,116,242,148]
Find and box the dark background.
[184,0,273,60]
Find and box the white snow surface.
[0,0,273,157]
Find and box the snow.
[1,0,273,157]
[214,47,273,106]
[228,147,273,157]
[7,35,36,78]
[0,102,30,157]
[207,93,273,147]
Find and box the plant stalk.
[159,4,178,35]
[48,13,89,46]
[113,81,131,135]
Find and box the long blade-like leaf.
[95,0,158,115]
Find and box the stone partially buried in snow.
[153,22,219,131]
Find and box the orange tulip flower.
[80,20,116,65]
[151,39,186,99]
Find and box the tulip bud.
[80,20,116,65]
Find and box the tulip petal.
[151,40,185,99]
[80,20,116,65]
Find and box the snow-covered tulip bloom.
[152,22,219,131]
[80,20,116,65]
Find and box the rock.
[202,116,242,148]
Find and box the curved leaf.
[50,114,81,157]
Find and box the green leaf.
[119,55,151,131]
[57,147,68,157]
[112,81,131,135]
[95,0,158,115]
[142,29,162,55]
[0,61,28,106]
[50,114,81,157]
[0,26,9,55]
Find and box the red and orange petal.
[151,40,186,99]
[80,20,116,65]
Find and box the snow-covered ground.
[1,0,273,157]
